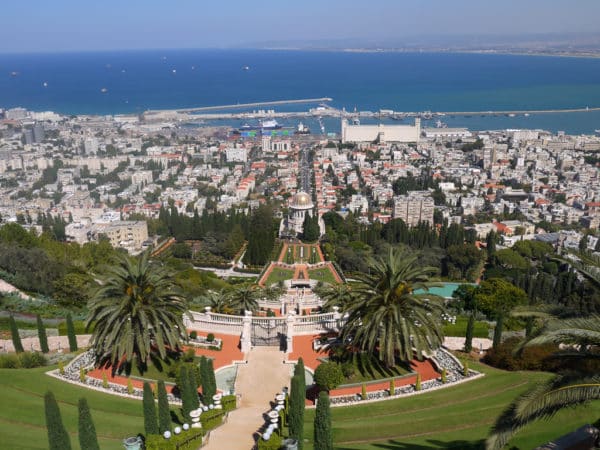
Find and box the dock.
[145,97,333,114]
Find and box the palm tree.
[226,285,259,314]
[192,290,234,314]
[486,315,600,450]
[340,248,445,367]
[316,283,356,312]
[86,251,188,374]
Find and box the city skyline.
[2,0,600,53]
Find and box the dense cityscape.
[1,2,600,450]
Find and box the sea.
[1,49,600,134]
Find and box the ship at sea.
[238,119,282,132]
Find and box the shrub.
[415,373,421,391]
[189,331,197,340]
[127,379,134,395]
[314,362,344,391]
[102,373,109,389]
[441,368,447,384]
[206,333,215,343]
[464,361,469,377]
[78,398,100,450]
[0,353,20,368]
[79,367,86,383]
[44,391,72,450]
[58,360,64,374]
[20,351,47,368]
[9,315,24,353]
[483,337,560,372]
[389,378,395,395]
[341,361,355,378]
[361,383,367,400]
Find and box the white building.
[341,118,421,144]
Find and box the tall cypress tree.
[78,398,100,450]
[37,314,49,353]
[142,382,159,436]
[314,391,332,450]
[199,356,209,402]
[205,359,217,401]
[66,313,77,352]
[295,358,306,388]
[9,315,24,353]
[44,391,72,450]
[157,381,171,433]
[464,313,475,353]
[188,368,200,411]
[289,375,305,449]
[179,366,193,419]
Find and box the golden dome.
[290,191,313,208]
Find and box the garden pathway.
[204,347,291,450]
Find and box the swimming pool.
[415,282,475,298]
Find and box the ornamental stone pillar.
[241,310,252,353]
[286,313,296,354]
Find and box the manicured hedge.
[144,430,204,450]
[222,395,236,412]
[200,408,225,431]
[0,352,46,369]
[257,433,282,450]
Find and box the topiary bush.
[200,408,226,431]
[206,333,215,343]
[189,331,197,340]
[314,361,344,391]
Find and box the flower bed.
[327,348,480,406]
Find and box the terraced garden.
[303,360,600,450]
[0,366,144,450]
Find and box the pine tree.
[9,315,24,353]
[44,391,72,450]
[78,398,100,450]
[36,314,50,353]
[157,381,171,433]
[143,382,159,436]
[289,375,305,449]
[66,313,77,352]
[314,391,332,450]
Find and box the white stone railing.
[184,309,346,343]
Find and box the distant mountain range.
[241,32,600,57]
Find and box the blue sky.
[2,0,599,52]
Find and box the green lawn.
[443,316,491,339]
[308,267,338,285]
[303,361,600,450]
[263,267,295,285]
[0,366,145,450]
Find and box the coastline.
[261,46,600,60]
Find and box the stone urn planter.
[268,410,280,424]
[189,409,202,429]
[213,393,222,409]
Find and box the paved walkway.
[204,347,291,450]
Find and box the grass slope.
[303,361,600,450]
[0,366,144,450]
